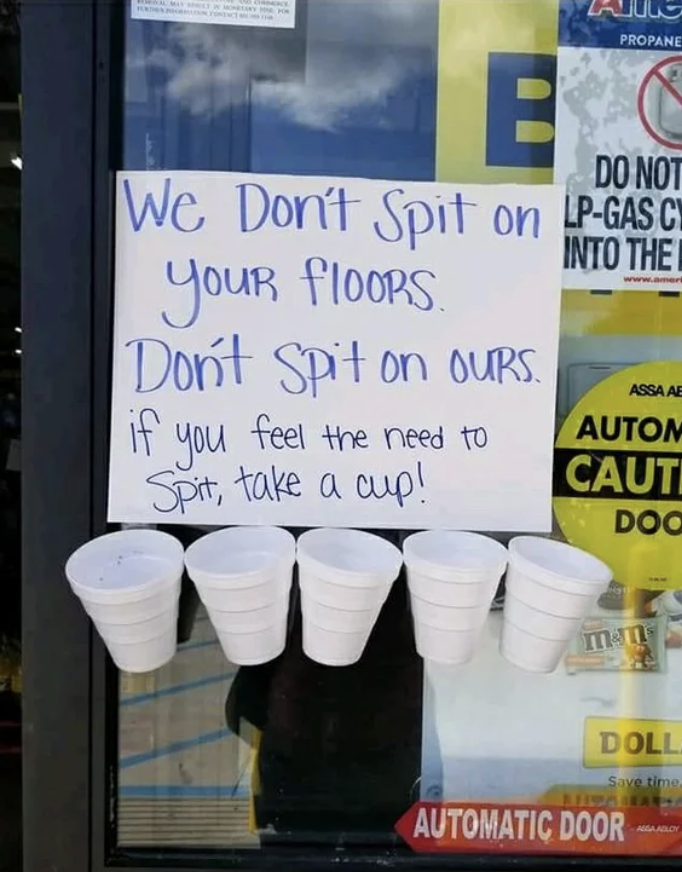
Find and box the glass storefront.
[22,0,682,869]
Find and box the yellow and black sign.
[554,361,682,591]
[542,783,682,808]
[584,717,682,769]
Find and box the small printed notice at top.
[131,0,296,29]
[555,0,682,290]
[108,171,564,531]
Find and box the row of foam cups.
[64,525,403,671]
[65,526,297,673]
[405,530,612,672]
[65,525,613,674]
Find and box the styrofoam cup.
[195,575,288,612]
[301,589,381,632]
[296,528,402,589]
[500,620,569,673]
[184,526,295,588]
[506,537,612,618]
[404,530,508,578]
[403,531,507,608]
[503,594,583,642]
[302,618,373,667]
[214,622,286,666]
[80,587,181,624]
[298,572,390,612]
[406,570,500,608]
[509,537,612,594]
[506,566,599,617]
[410,595,490,631]
[296,529,401,645]
[105,626,177,674]
[412,621,481,665]
[65,529,184,604]
[185,526,295,615]
[95,605,178,644]
[206,597,289,633]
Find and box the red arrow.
[396,802,682,856]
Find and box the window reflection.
[119,0,438,849]
[124,0,438,179]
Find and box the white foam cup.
[406,570,499,608]
[296,529,400,665]
[65,529,184,671]
[302,618,373,667]
[65,529,185,605]
[95,605,178,644]
[185,526,295,612]
[403,531,507,608]
[500,620,570,673]
[301,589,381,633]
[503,594,582,642]
[106,629,178,674]
[298,572,390,612]
[214,622,286,666]
[80,587,181,624]
[297,528,402,588]
[506,537,612,618]
[509,537,612,594]
[196,577,287,613]
[506,570,598,618]
[501,538,611,671]
[410,595,490,631]
[412,621,481,665]
[206,597,289,633]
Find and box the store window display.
[101,0,682,862]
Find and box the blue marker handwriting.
[146,469,222,515]
[125,336,539,399]
[233,464,302,503]
[173,421,227,472]
[124,177,205,234]
[163,258,278,329]
[126,334,253,393]
[251,413,306,451]
[238,182,360,234]
[383,426,444,451]
[300,258,435,311]
[122,177,544,253]
[356,461,426,508]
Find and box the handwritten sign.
[108,171,564,531]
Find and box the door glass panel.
[118,0,437,849]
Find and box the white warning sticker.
[131,0,296,30]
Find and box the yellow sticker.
[541,784,682,807]
[584,718,682,769]
[554,361,682,591]
[436,0,557,185]
[434,0,682,337]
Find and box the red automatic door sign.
[638,55,682,151]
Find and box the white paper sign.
[131,0,296,29]
[108,171,564,530]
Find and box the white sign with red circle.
[638,56,682,151]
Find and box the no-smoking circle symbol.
[637,55,682,151]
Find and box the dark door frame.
[22,1,106,871]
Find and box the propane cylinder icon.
[659,62,682,139]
